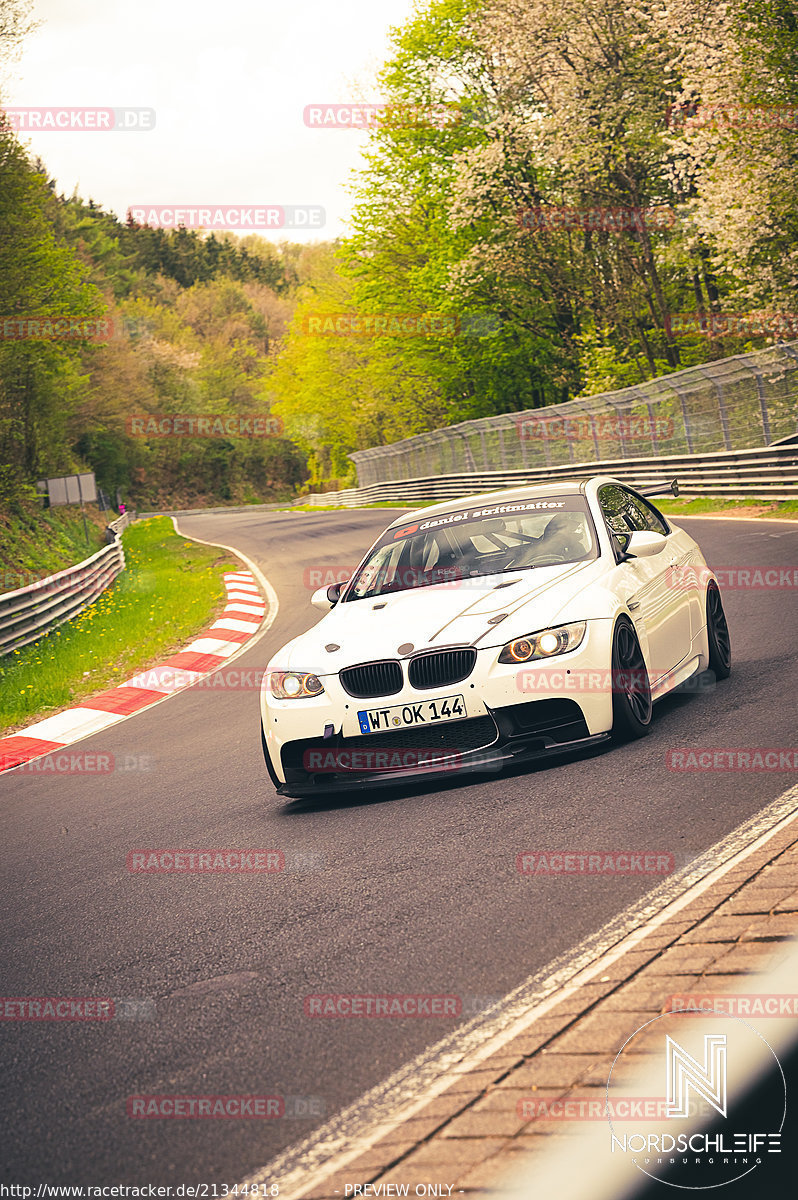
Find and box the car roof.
[389,477,597,526]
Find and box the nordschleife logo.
[666,1034,727,1119]
[606,1011,785,1189]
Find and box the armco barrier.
[105,510,134,541]
[0,522,128,655]
[300,442,798,507]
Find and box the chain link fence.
[350,342,798,486]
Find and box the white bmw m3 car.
[260,477,731,797]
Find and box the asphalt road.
[2,509,797,1185]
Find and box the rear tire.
[611,618,652,741]
[706,583,732,680]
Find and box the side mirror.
[310,580,348,611]
[625,530,668,558]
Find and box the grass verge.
[0,517,238,736]
[657,497,798,518]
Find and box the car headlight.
[269,671,325,699]
[497,622,586,664]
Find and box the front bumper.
[261,621,615,797]
[266,700,611,798]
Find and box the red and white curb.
[0,570,266,773]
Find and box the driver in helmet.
[537,512,589,560]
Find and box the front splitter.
[275,732,610,798]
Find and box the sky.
[3,0,419,241]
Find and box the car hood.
[270,558,610,673]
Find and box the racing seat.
[533,513,590,561]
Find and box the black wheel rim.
[708,587,731,667]
[615,624,652,724]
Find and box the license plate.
[357,694,467,734]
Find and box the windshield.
[345,495,596,601]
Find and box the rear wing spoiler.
[636,478,679,499]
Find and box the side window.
[599,484,642,538]
[625,491,670,536]
[351,541,403,597]
[600,485,670,549]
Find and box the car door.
[598,485,692,681]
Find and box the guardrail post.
[696,366,733,450]
[752,369,772,444]
[609,401,627,457]
[462,435,477,472]
[513,420,525,465]
[479,429,490,470]
[497,425,508,470]
[589,412,600,461]
[646,401,659,454]
[672,385,694,453]
[541,425,552,468]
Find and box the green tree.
[0,129,104,505]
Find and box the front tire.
[706,583,732,680]
[611,618,652,741]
